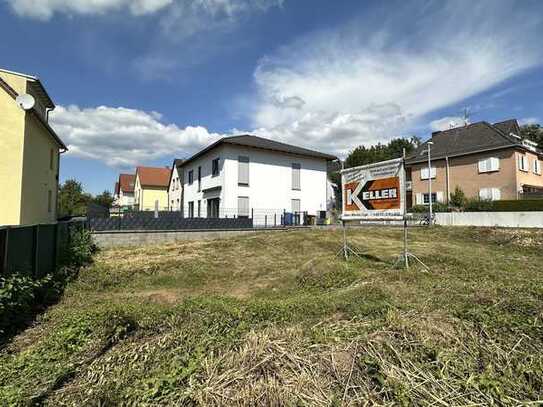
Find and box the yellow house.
[134,166,171,211]
[0,68,66,226]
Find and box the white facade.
[115,190,134,207]
[168,165,183,211]
[181,144,330,225]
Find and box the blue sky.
[1,0,542,194]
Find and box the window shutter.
[291,199,301,213]
[491,188,501,201]
[430,167,436,178]
[478,159,486,173]
[415,193,423,205]
[292,163,301,190]
[420,168,428,180]
[238,156,249,185]
[238,196,249,217]
[491,157,500,171]
[479,188,488,200]
[436,191,444,203]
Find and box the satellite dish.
[15,94,35,110]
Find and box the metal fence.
[90,207,311,231]
[0,221,84,278]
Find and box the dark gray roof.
[405,120,529,165]
[180,134,337,167]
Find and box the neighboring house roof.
[0,68,66,150]
[405,120,538,165]
[118,173,135,193]
[180,134,337,167]
[136,166,171,188]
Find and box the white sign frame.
[341,157,406,221]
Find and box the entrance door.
[207,198,220,218]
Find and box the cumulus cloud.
[248,0,543,155]
[50,105,223,167]
[429,116,466,132]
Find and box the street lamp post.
[426,141,434,225]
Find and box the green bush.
[464,199,543,212]
[0,227,96,340]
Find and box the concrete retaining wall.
[92,227,303,248]
[435,212,543,228]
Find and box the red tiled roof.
[136,167,171,188]
[118,173,135,193]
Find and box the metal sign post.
[393,151,429,271]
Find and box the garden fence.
[0,220,85,278]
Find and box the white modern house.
[177,135,336,225]
[168,159,183,211]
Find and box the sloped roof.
[405,120,529,165]
[180,134,337,167]
[136,167,171,188]
[118,173,135,193]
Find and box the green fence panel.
[37,224,57,278]
[7,227,35,276]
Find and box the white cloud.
[519,117,540,125]
[50,105,223,167]
[247,0,543,155]
[429,116,465,132]
[6,0,173,19]
[5,0,282,22]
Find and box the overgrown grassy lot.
[1,227,542,405]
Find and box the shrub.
[0,226,97,340]
[449,186,467,208]
[464,198,494,212]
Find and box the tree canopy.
[520,123,543,147]
[58,179,114,218]
[344,136,421,169]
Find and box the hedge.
[410,199,543,213]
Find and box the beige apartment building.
[405,120,543,206]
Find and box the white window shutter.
[415,193,423,205]
[491,157,500,171]
[479,188,488,200]
[478,159,486,173]
[238,156,249,185]
[292,163,301,190]
[420,168,428,180]
[491,188,501,201]
[436,191,444,203]
[431,167,436,178]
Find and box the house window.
[197,200,201,217]
[188,170,194,185]
[238,196,249,218]
[238,156,249,185]
[49,149,54,170]
[291,198,301,213]
[47,190,52,213]
[478,157,500,173]
[423,193,437,205]
[212,158,220,177]
[479,188,501,201]
[533,159,541,175]
[292,163,301,190]
[420,167,437,180]
[518,154,529,172]
[188,201,194,218]
[197,166,202,191]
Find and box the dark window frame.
[212,158,220,177]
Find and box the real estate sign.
[341,158,405,220]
